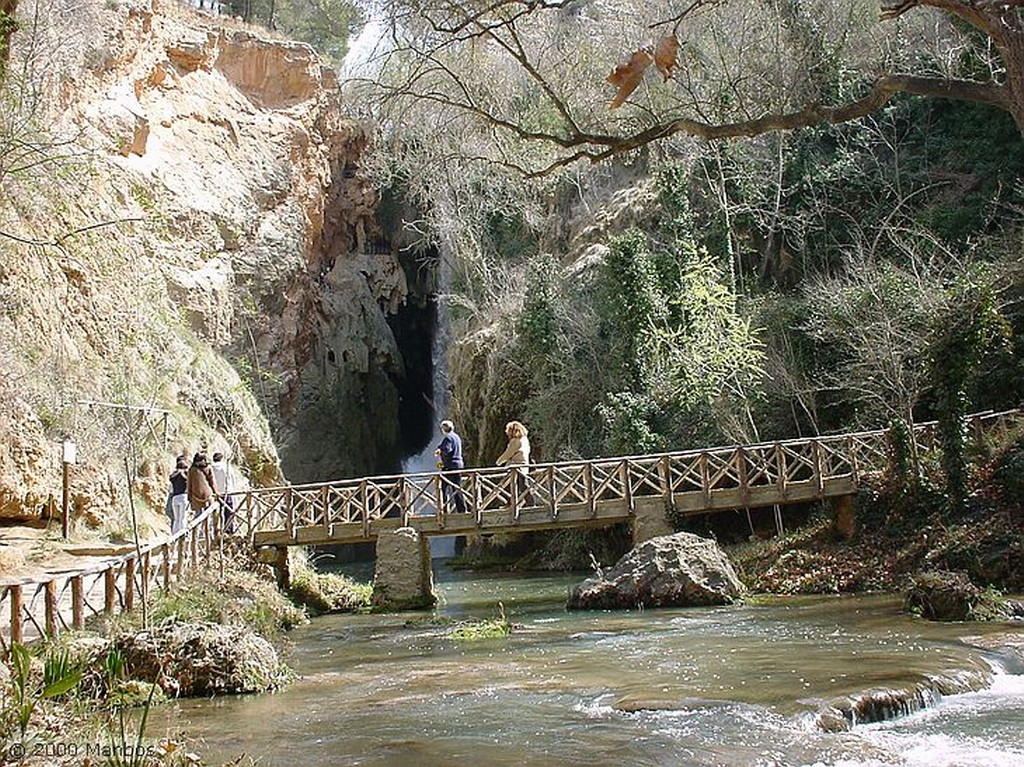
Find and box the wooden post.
[473,472,482,524]
[125,559,136,612]
[360,480,370,538]
[812,441,824,497]
[548,466,558,519]
[775,444,787,498]
[142,551,151,610]
[737,447,749,505]
[584,463,595,518]
[176,537,185,579]
[286,487,295,540]
[104,569,116,616]
[699,452,711,508]
[162,544,170,590]
[620,460,634,515]
[321,485,330,537]
[62,461,71,539]
[72,576,84,630]
[244,490,253,539]
[44,581,58,638]
[659,454,675,514]
[434,474,445,528]
[509,468,519,520]
[10,585,23,645]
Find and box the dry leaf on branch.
[654,35,679,81]
[607,49,654,109]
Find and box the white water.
[834,673,1024,767]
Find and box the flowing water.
[152,567,1024,767]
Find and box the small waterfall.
[399,242,456,558]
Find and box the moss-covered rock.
[114,619,290,697]
[902,570,1008,622]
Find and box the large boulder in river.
[567,532,745,610]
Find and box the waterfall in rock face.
[399,300,447,475]
[398,241,456,558]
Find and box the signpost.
[62,438,76,539]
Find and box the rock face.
[0,1,413,524]
[567,532,746,610]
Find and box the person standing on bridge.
[435,420,467,513]
[496,420,532,506]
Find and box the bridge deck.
[239,410,1019,549]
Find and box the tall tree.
[356,1,1024,175]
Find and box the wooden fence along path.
[0,506,222,650]
[2,409,1019,648]
[245,410,1022,548]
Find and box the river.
[151,565,1024,767]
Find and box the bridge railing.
[240,409,1022,542]
[1,504,221,651]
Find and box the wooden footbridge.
[2,410,1019,644]
[240,410,1021,549]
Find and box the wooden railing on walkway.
[242,409,1022,548]
[0,505,222,651]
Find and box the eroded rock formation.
[0,0,413,525]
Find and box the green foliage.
[886,418,918,493]
[928,269,1010,507]
[2,643,83,742]
[147,570,306,636]
[288,554,372,614]
[222,0,360,64]
[598,229,667,388]
[596,391,665,456]
[486,210,539,262]
[104,674,158,767]
[517,254,559,362]
[448,605,510,641]
[0,11,16,71]
[648,250,764,408]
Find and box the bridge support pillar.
[256,546,290,589]
[632,497,675,546]
[830,495,857,540]
[372,527,436,610]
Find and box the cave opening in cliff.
[388,295,438,467]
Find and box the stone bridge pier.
[369,499,674,611]
[371,527,437,610]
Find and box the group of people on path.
[434,418,531,513]
[166,450,235,535]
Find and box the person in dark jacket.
[434,420,467,513]
[169,457,189,534]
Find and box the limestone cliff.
[0,0,409,527]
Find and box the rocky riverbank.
[0,540,372,766]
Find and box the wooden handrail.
[240,409,1022,545]
[1,503,220,649]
